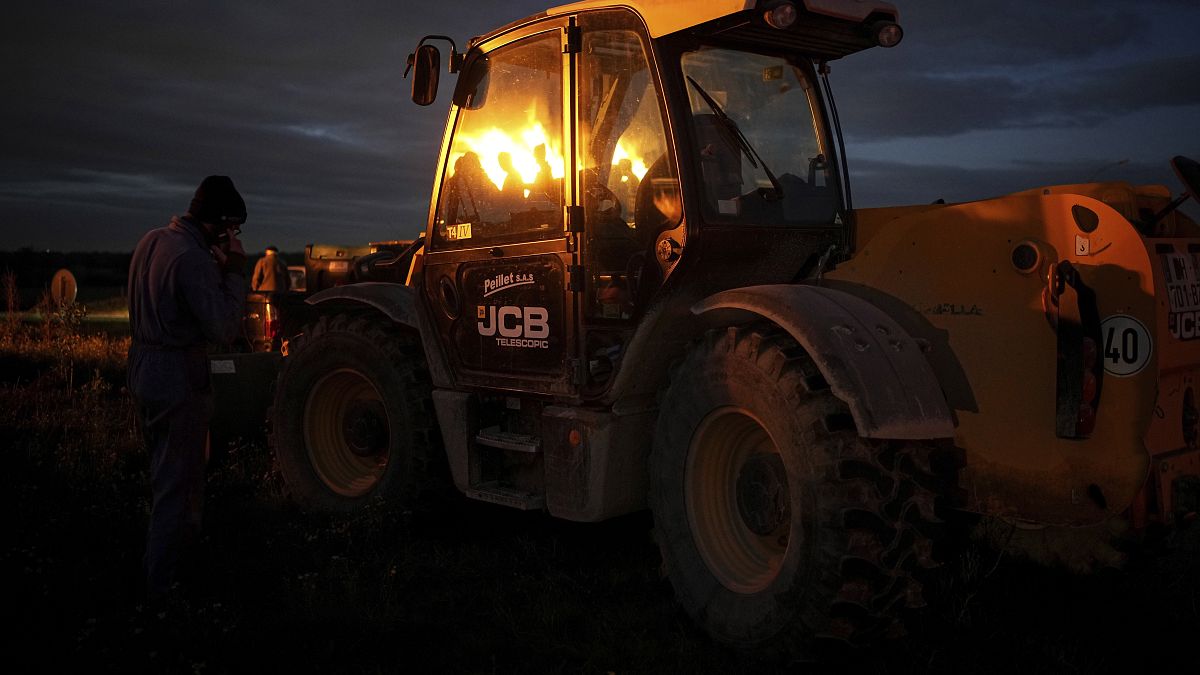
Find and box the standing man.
[127,175,248,600]
[251,245,290,294]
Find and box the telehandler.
[217,0,1200,652]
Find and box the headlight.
[763,2,798,30]
[872,21,904,48]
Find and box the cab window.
[680,47,837,227]
[433,32,565,250]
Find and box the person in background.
[126,175,247,601]
[442,151,498,230]
[530,143,559,205]
[251,245,290,294]
[612,158,640,220]
[497,151,525,214]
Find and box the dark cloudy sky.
[2,0,1197,253]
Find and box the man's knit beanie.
[189,175,246,225]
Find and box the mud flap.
[208,351,281,450]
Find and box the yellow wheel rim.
[685,407,791,594]
[303,368,390,497]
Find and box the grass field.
[2,314,1197,674]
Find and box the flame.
[613,141,649,180]
[447,102,653,192]
[449,104,565,191]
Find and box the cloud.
[834,0,1199,139]
[890,0,1151,67]
[838,52,1200,139]
[0,0,548,250]
[0,0,1196,250]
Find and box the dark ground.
[2,321,1198,674]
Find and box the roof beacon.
[763,2,798,29]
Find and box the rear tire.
[271,313,436,513]
[651,325,950,655]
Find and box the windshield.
[680,47,838,226]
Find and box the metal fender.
[306,282,452,387]
[692,284,955,440]
[307,282,421,326]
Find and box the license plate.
[328,261,349,272]
[1163,252,1200,310]
[1162,251,1200,340]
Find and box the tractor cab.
[409,0,901,402]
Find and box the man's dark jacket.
[127,215,246,404]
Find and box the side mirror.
[1173,156,1200,202]
[409,44,441,106]
[452,49,490,110]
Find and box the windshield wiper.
[686,75,783,200]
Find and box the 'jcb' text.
[1169,310,1200,341]
[477,305,550,349]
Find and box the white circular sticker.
[1100,315,1152,377]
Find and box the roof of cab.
[545,0,898,38]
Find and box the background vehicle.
[287,265,306,293]
[215,240,421,443]
[218,0,1200,654]
[237,241,423,353]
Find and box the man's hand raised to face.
[211,227,247,274]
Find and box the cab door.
[421,21,579,397]
[574,9,682,395]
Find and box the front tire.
[271,314,435,513]
[651,325,947,654]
